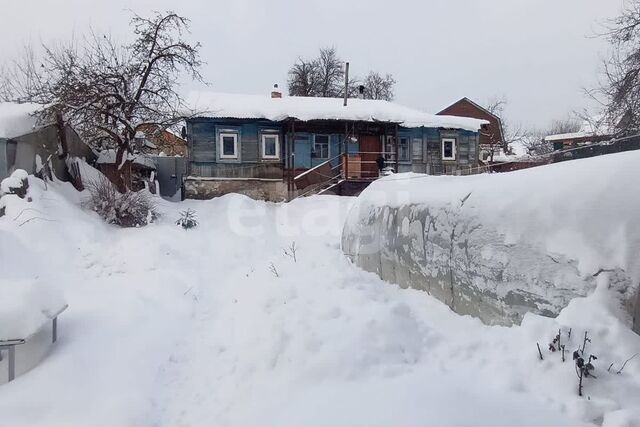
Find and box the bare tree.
[287,57,320,96]
[1,11,203,190]
[482,97,510,162]
[520,128,552,156]
[590,1,640,134]
[548,117,582,135]
[288,47,344,97]
[287,47,395,100]
[316,47,345,97]
[362,71,396,101]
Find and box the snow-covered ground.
[1,160,639,426]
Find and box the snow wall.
[342,152,640,332]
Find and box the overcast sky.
[0,0,624,128]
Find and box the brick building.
[437,97,505,161]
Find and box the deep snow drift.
[343,151,640,330]
[0,164,639,426]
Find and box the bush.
[1,169,29,198]
[176,209,198,230]
[85,176,158,227]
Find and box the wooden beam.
[395,124,400,172]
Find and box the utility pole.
[343,62,349,107]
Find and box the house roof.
[543,119,614,142]
[438,97,501,121]
[185,92,487,132]
[0,103,43,139]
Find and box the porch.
[283,120,403,198]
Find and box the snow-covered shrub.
[84,176,157,227]
[1,169,29,198]
[176,209,198,230]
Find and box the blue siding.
[187,117,481,178]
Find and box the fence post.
[8,345,15,382]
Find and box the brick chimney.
[271,84,282,99]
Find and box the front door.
[359,135,382,179]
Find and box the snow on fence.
[342,152,640,330]
[0,281,67,384]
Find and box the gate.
[153,156,187,200]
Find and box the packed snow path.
[0,175,639,426]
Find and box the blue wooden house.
[184,91,487,200]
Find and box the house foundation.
[184,177,287,202]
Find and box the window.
[385,136,395,161]
[219,133,238,159]
[442,138,456,160]
[412,138,423,161]
[312,135,330,159]
[261,134,280,159]
[399,137,410,162]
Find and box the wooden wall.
[188,118,285,179]
[188,117,481,179]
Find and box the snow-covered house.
[437,97,505,162]
[184,91,487,200]
[0,103,95,185]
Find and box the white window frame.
[384,135,395,161]
[313,134,330,159]
[442,138,456,161]
[261,133,280,160]
[219,133,238,159]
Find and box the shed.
[0,103,96,185]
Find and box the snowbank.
[0,280,66,341]
[343,151,640,330]
[0,176,67,341]
[186,92,487,131]
[0,103,43,139]
[0,172,638,426]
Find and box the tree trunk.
[114,145,129,192]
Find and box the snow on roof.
[96,149,156,169]
[186,92,487,132]
[0,103,44,139]
[544,119,614,142]
[544,131,596,142]
[0,279,67,341]
[490,141,532,163]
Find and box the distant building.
[543,119,640,162]
[437,97,505,162]
[183,90,488,201]
[136,124,188,157]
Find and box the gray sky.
[0,0,623,128]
